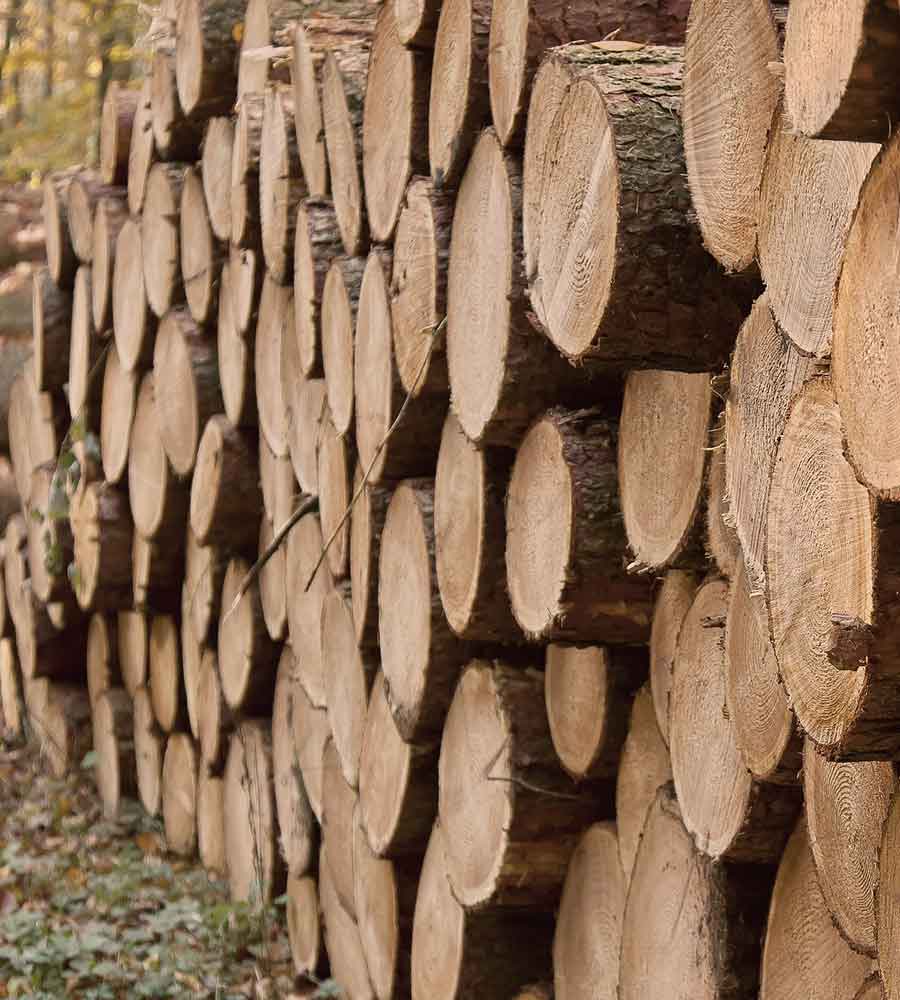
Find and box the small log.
[99,345,137,485]
[395,0,440,47]
[258,517,287,640]
[32,266,72,394]
[42,172,77,290]
[320,845,375,999]
[230,93,265,249]
[317,410,353,579]
[112,218,158,372]
[294,199,341,378]
[218,555,280,712]
[648,571,697,746]
[149,614,187,733]
[10,587,74,684]
[287,874,324,977]
[230,247,262,341]
[133,685,165,816]
[255,274,292,457]
[132,530,182,614]
[258,430,294,529]
[428,0,491,187]
[150,51,204,161]
[180,166,225,328]
[359,671,438,858]
[67,173,126,265]
[142,162,189,318]
[91,196,128,334]
[217,262,258,428]
[86,612,120,706]
[350,470,389,649]
[237,0,305,97]
[26,464,74,604]
[201,116,234,243]
[293,676,330,824]
[68,265,104,421]
[185,525,223,644]
[175,0,243,120]
[0,639,23,737]
[117,609,147,697]
[127,80,155,216]
[197,766,227,876]
[288,377,325,496]
[323,737,360,917]
[197,648,232,772]
[272,647,316,875]
[322,255,365,438]
[362,3,430,243]
[506,408,653,643]
[92,687,136,818]
[100,81,139,186]
[3,513,27,631]
[410,824,554,999]
[290,23,328,200]
[162,732,199,856]
[260,84,306,283]
[671,579,800,862]
[224,720,284,902]
[615,684,672,885]
[706,420,741,579]
[180,585,203,739]
[27,680,92,779]
[70,481,134,612]
[379,479,468,741]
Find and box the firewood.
[323,737,359,917]
[27,680,92,779]
[32,266,72,394]
[127,80,155,216]
[100,81,139,186]
[649,569,699,746]
[197,648,232,772]
[180,586,203,739]
[288,377,325,496]
[26,464,73,605]
[200,117,233,243]
[258,517,286,640]
[317,410,353,579]
[91,197,128,334]
[142,162,190,318]
[149,614,187,733]
[68,265,103,422]
[260,84,305,283]
[0,639,22,736]
[92,687,135,819]
[705,421,741,579]
[258,430,293,528]
[291,21,334,201]
[42,172,77,290]
[112,218,158,372]
[320,844,374,999]
[237,0,304,98]
[217,262,257,429]
[162,732,199,856]
[133,685,164,816]
[395,0,440,47]
[185,524,223,644]
[132,530,182,614]
[175,0,243,120]
[292,675,329,825]
[294,199,341,379]
[117,609,147,697]
[322,255,365,438]
[349,470,388,650]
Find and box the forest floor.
[0,727,320,999]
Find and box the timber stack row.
[4,0,900,996]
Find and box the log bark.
[142,162,189,318]
[615,683,671,885]
[359,671,438,858]
[294,199,341,379]
[725,560,802,785]
[317,408,353,579]
[322,255,365,438]
[671,579,800,862]
[683,0,785,273]
[150,51,204,161]
[490,0,691,148]
[27,680,92,779]
[287,874,324,977]
[70,481,134,612]
[506,408,653,643]
[201,116,233,243]
[190,415,262,550]
[410,823,554,1000]
[92,686,136,818]
[175,0,242,120]
[255,274,292,456]
[32,265,72,394]
[784,0,900,140]
[288,378,325,496]
[67,173,126,265]
[112,218,158,372]
[224,720,284,902]
[181,166,225,328]
[293,675,330,824]
[260,84,306,283]
[100,81,139,186]
[149,613,187,733]
[197,648,233,772]
[217,261,257,429]
[42,172,77,290]
[362,3,430,243]
[117,609,147,697]
[132,530,182,614]
[133,685,165,816]
[68,265,104,421]
[197,766,227,876]
[272,648,316,875]
[620,785,771,1000]
[185,525,224,644]
[429,0,491,187]
[767,376,900,759]
[91,196,128,334]
[127,80,156,216]
[258,516,287,640]
[99,344,137,485]
[230,93,265,249]
[86,612,120,706]
[379,479,468,741]
[350,470,389,650]
[162,732,199,856]
[320,844,375,999]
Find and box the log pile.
[6,0,900,997]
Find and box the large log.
[201,117,234,243]
[118,609,148,697]
[230,93,265,249]
[91,196,128,334]
[294,199,341,379]
[100,81,139,186]
[112,218,158,372]
[149,614,187,733]
[506,408,652,643]
[648,569,698,746]
[127,80,155,216]
[322,255,365,438]
[175,0,242,120]
[260,84,305,283]
[142,163,189,318]
[525,43,754,371]
[162,732,199,856]
[86,612,121,706]
[217,262,257,429]
[180,166,225,328]
[320,844,375,1000]
[67,173,125,265]
[197,767,226,876]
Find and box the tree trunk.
[100,81,138,186]
[117,609,147,697]
[181,166,225,329]
[201,116,234,243]
[127,80,155,216]
[162,732,199,856]
[142,162,189,318]
[350,471,389,650]
[322,255,365,438]
[32,266,72,394]
[175,0,243,119]
[294,199,341,379]
[42,172,78,290]
[260,83,306,283]
[91,195,128,334]
[70,481,134,613]
[112,218,158,372]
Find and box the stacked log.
[11,2,900,998]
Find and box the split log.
[359,671,437,858]
[620,785,769,1000]
[618,371,713,573]
[128,374,189,543]
[217,262,257,428]
[285,512,333,707]
[201,117,234,243]
[127,80,155,216]
[323,590,377,788]
[258,517,287,640]
[91,196,128,334]
[42,172,77,290]
[294,199,341,379]
[68,174,125,265]
[350,471,389,649]
[255,274,292,457]
[197,767,227,875]
[288,378,325,496]
[525,43,753,370]
[149,614,187,733]
[70,482,134,612]
[287,874,324,977]
[784,0,900,140]
[224,720,283,903]
[682,0,784,273]
[175,0,242,120]
[230,94,265,249]
[322,255,365,438]
[439,661,602,909]
[272,648,316,875]
[185,525,223,644]
[317,410,352,579]
[142,162,190,320]
[671,579,799,861]
[410,823,554,1000]
[356,248,445,483]
[162,732,199,856]
[615,684,672,884]
[544,643,645,784]
[648,570,699,746]
[260,84,305,283]
[112,218,158,371]
[362,3,430,243]
[133,685,164,816]
[767,377,900,759]
[180,586,203,738]
[68,265,103,421]
[379,479,467,741]
[26,464,74,604]
[181,166,224,328]
[150,51,204,161]
[428,0,491,187]
[32,266,72,394]
[197,648,232,771]
[92,687,135,818]
[553,823,625,1000]
[190,415,262,550]
[293,675,331,823]
[725,295,817,589]
[259,431,294,529]
[27,681,92,779]
[759,103,878,357]
[725,560,801,785]
[323,737,360,916]
[132,530,182,613]
[490,0,690,148]
[0,640,22,736]
[448,129,583,446]
[760,818,876,998]
[320,845,375,1000]
[395,0,440,47]
[118,609,148,697]
[99,345,137,485]
[322,48,368,256]
[434,413,517,642]
[804,740,894,956]
[390,177,451,399]
[100,81,139,186]
[506,408,652,643]
[86,612,120,706]
[237,0,304,97]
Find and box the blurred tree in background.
[0,0,147,180]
